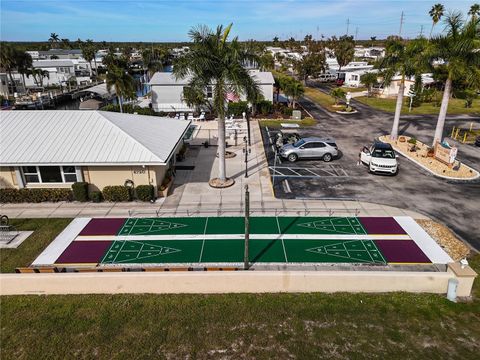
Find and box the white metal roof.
[33,60,75,68]
[148,71,275,85]
[0,110,191,166]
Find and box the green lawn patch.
[342,86,367,93]
[304,87,339,112]
[1,254,479,358]
[0,218,71,272]
[258,117,316,128]
[355,96,480,115]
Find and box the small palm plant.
[330,88,346,105]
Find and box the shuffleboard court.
[98,238,386,265]
[110,216,370,237]
[34,216,453,268]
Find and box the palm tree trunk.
[118,95,123,113]
[7,71,17,95]
[391,77,405,140]
[433,77,452,146]
[429,23,435,39]
[21,73,27,94]
[88,61,93,77]
[217,113,227,182]
[93,57,98,77]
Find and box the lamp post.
[243,136,251,178]
[244,184,250,270]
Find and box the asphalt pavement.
[265,90,480,251]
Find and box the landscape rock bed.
[416,219,471,261]
[379,135,479,180]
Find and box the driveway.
[264,94,480,251]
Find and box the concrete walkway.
[0,120,427,219]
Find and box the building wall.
[1,165,169,196]
[83,165,165,193]
[0,167,17,188]
[151,83,274,112]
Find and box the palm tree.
[48,33,60,48]
[429,4,445,39]
[429,12,480,145]
[284,80,304,108]
[80,43,95,77]
[0,43,18,95]
[86,39,98,76]
[15,52,33,93]
[469,3,480,21]
[330,88,346,105]
[378,36,429,139]
[173,24,260,186]
[28,68,50,87]
[360,72,378,97]
[61,38,71,49]
[106,65,135,113]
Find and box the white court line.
[32,218,91,266]
[393,216,453,264]
[276,217,288,262]
[199,217,209,262]
[76,234,411,241]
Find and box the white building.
[376,73,435,98]
[148,70,275,113]
[0,111,190,196]
[354,46,385,59]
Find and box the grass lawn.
[355,96,480,115]
[342,86,367,93]
[304,87,340,112]
[0,218,71,273]
[258,117,317,128]
[1,219,479,358]
[1,255,479,358]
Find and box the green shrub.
[282,107,293,116]
[90,191,103,203]
[136,185,155,202]
[227,101,249,116]
[257,100,273,115]
[0,188,72,203]
[102,186,131,202]
[71,182,89,202]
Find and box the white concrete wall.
[0,270,468,296]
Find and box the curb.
[391,144,480,181]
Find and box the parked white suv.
[360,141,399,175]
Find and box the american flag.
[225,92,240,102]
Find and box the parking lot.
[261,96,480,250]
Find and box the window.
[22,166,40,183]
[21,166,78,184]
[62,166,77,182]
[39,166,62,183]
[206,86,213,99]
[352,75,359,81]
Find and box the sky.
[0,0,476,42]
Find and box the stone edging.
[391,143,480,181]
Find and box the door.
[360,146,371,165]
[310,142,327,158]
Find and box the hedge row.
[0,184,156,203]
[0,188,73,203]
[102,185,155,202]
